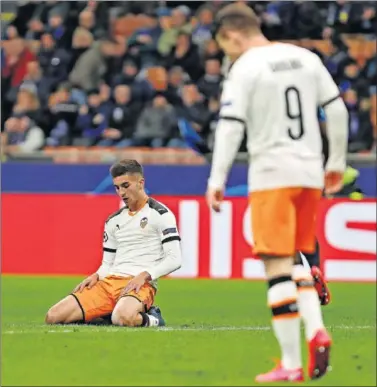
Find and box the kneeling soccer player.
[46,159,182,327]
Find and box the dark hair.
[110,159,144,178]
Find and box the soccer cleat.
[255,361,304,383]
[311,266,331,306]
[308,329,332,380]
[148,305,166,327]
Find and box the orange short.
[72,275,156,322]
[250,187,322,257]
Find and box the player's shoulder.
[148,197,172,216]
[229,51,257,77]
[255,43,320,64]
[105,206,127,224]
[282,43,322,65]
[231,43,317,74]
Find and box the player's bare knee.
[262,255,294,279]
[111,310,138,327]
[45,296,83,324]
[45,306,62,324]
[112,296,144,327]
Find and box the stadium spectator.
[201,95,220,151]
[70,27,94,72]
[2,38,36,90]
[47,11,71,49]
[45,84,79,146]
[2,113,45,153]
[98,82,113,112]
[21,60,52,106]
[69,36,122,91]
[12,87,41,123]
[324,37,353,83]
[76,88,109,145]
[134,92,181,148]
[362,50,377,88]
[96,85,141,147]
[345,90,374,152]
[259,1,286,40]
[165,32,202,81]
[197,58,222,100]
[341,61,365,91]
[322,1,364,38]
[157,6,193,57]
[202,39,223,62]
[111,59,153,102]
[3,25,19,40]
[192,7,214,53]
[176,83,210,135]
[360,3,377,35]
[127,11,162,68]
[165,66,189,106]
[25,1,71,42]
[75,8,105,40]
[74,1,110,34]
[295,1,323,39]
[38,32,71,90]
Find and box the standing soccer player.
[206,4,348,383]
[46,159,182,328]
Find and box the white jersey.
[98,198,182,288]
[209,43,343,192]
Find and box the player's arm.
[73,220,117,293]
[147,212,182,280]
[207,65,248,191]
[315,58,349,175]
[96,220,117,280]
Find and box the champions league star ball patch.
[140,217,148,229]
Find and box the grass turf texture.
[1,276,376,386]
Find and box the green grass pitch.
[1,276,376,386]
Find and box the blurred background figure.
[0,0,375,152]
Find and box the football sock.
[268,275,302,370]
[140,312,159,327]
[293,264,325,340]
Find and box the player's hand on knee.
[73,273,99,293]
[206,187,223,213]
[121,278,143,295]
[121,272,149,296]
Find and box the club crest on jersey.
[140,217,148,229]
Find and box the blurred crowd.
[1,0,376,154]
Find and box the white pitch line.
[2,325,375,335]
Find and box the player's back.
[230,43,326,191]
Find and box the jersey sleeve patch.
[162,227,178,236]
